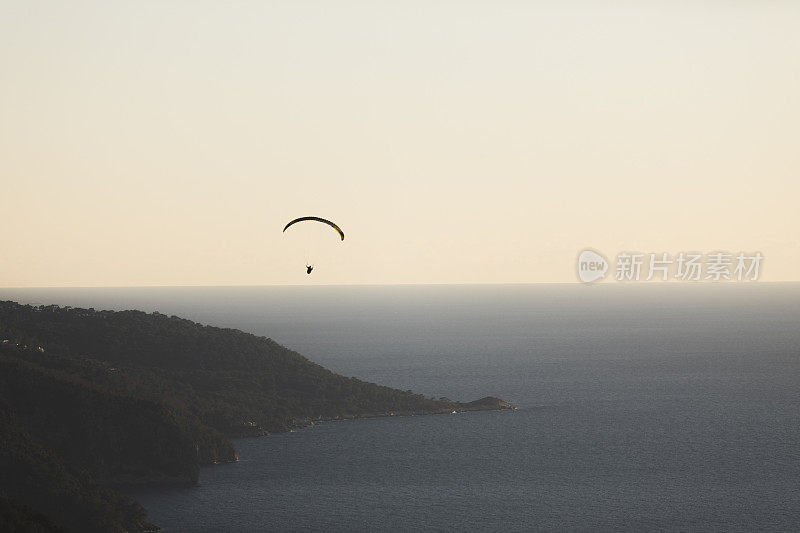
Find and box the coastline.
[121,398,518,495]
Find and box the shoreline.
[122,400,518,492]
[113,397,518,490]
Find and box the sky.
[1,1,798,286]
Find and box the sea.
[1,283,799,532]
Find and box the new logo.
[577,249,609,283]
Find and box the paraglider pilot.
[282,217,344,276]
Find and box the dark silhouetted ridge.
[0,300,514,530]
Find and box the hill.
[0,300,513,531]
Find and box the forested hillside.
[0,301,512,531]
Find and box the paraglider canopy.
[283,216,345,241]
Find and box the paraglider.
[283,217,345,241]
[283,216,344,274]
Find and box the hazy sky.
[1,1,798,286]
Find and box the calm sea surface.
[2,284,799,531]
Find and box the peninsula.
[0,301,514,532]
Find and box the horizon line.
[1,280,799,290]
